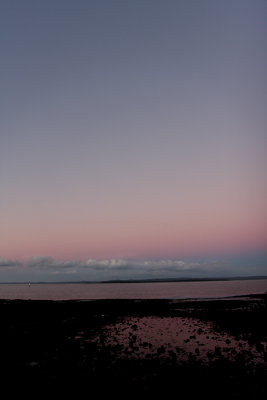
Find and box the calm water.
[0,279,266,300]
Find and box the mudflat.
[0,295,266,398]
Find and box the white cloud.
[24,256,231,280]
[28,256,82,270]
[28,256,54,268]
[83,258,228,273]
[0,258,22,267]
[85,258,134,269]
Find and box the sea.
[0,279,267,300]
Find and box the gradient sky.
[0,0,266,281]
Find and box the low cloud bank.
[28,256,83,270]
[3,255,256,281]
[0,258,22,268]
[25,256,231,280]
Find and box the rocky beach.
[0,294,266,398]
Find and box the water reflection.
[0,279,266,300]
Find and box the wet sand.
[0,294,266,398]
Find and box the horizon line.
[1,275,267,285]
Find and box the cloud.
[83,258,229,274]
[25,256,231,279]
[0,258,22,268]
[28,256,83,272]
[28,256,55,268]
[85,258,136,270]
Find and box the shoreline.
[0,291,266,303]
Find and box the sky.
[0,0,266,282]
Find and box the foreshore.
[0,294,266,398]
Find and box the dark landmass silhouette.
[1,275,267,284]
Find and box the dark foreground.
[0,295,266,399]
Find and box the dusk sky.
[0,0,266,281]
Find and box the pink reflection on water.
[0,279,267,300]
